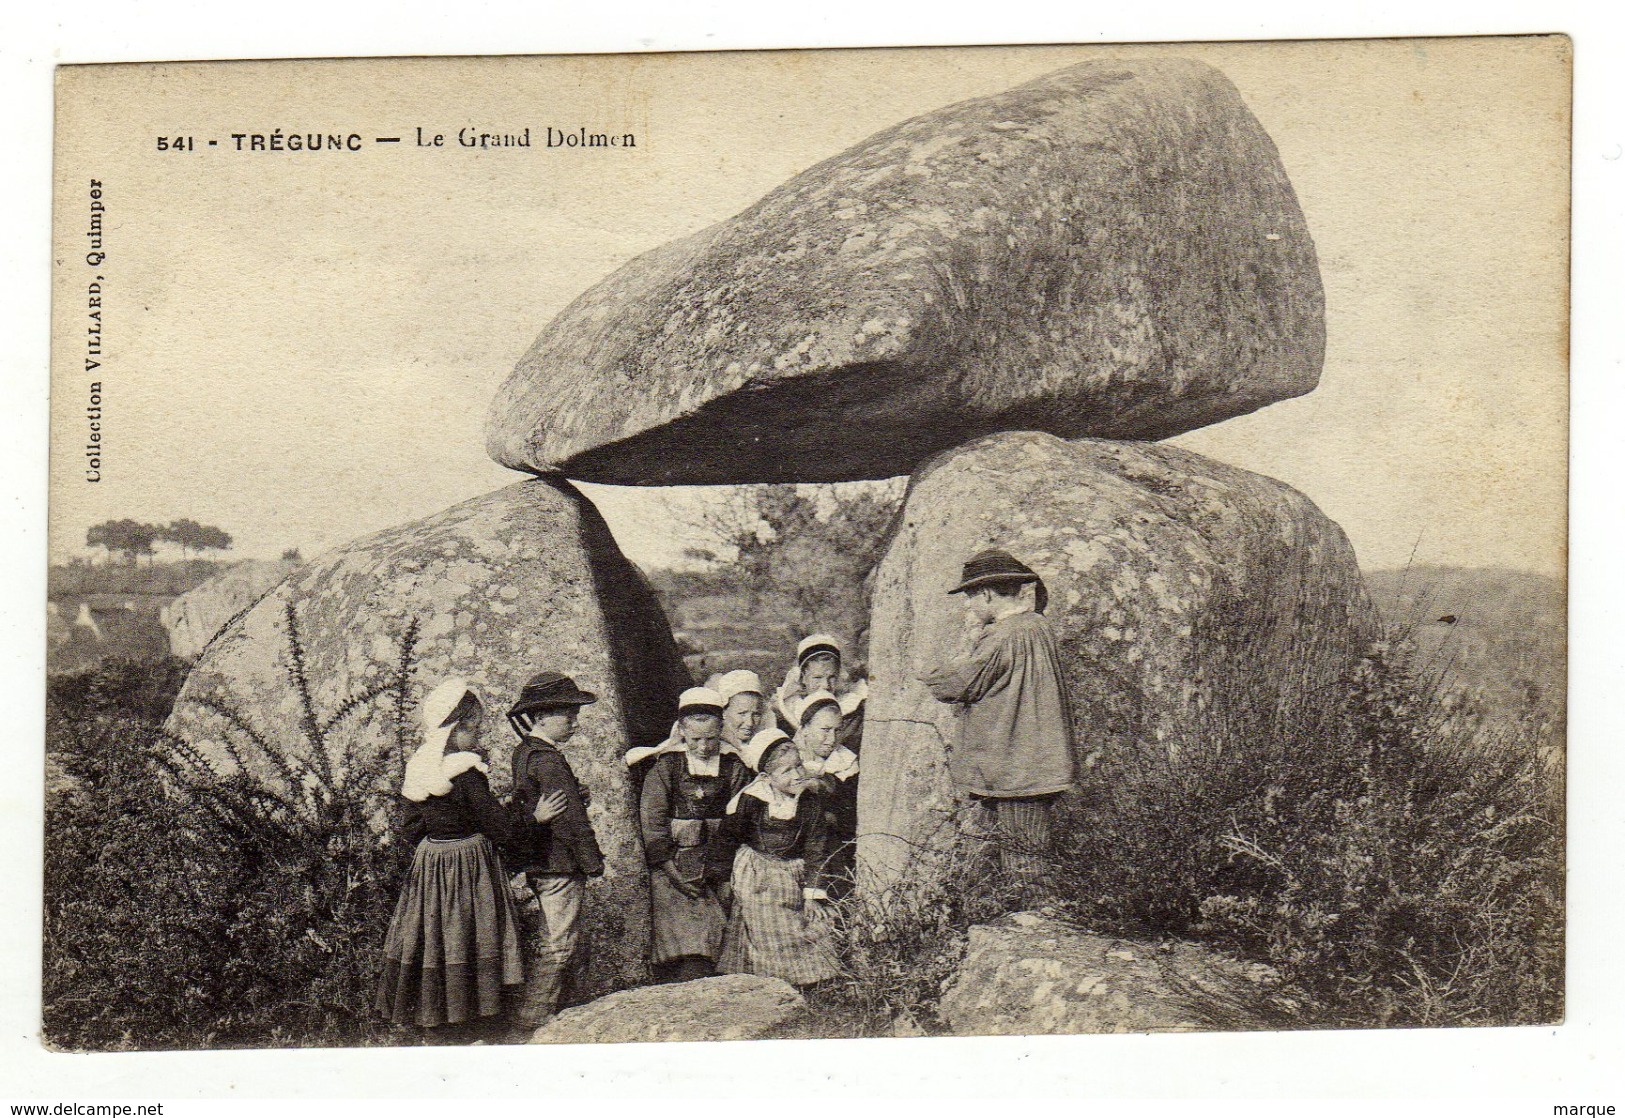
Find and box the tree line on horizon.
[84,518,233,565]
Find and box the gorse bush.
[1051,635,1563,1029]
[45,708,240,1049]
[43,612,424,1051]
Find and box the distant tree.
[86,518,160,566]
[89,518,232,566]
[130,525,159,566]
[159,519,233,561]
[192,525,233,557]
[676,480,904,660]
[158,518,201,562]
[280,548,303,563]
[85,521,117,565]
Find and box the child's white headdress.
[401,677,487,802]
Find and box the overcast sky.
[51,37,1569,577]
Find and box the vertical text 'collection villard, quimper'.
[85,179,106,483]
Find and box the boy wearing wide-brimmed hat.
[505,670,605,1032]
[919,548,1077,900]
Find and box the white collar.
[402,750,487,801]
[684,750,721,778]
[803,744,859,780]
[779,675,868,718]
[624,730,725,775]
[838,678,869,715]
[625,737,678,767]
[442,751,487,778]
[727,775,801,820]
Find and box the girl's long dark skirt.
[377,834,525,1027]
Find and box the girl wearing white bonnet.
[713,668,765,756]
[376,678,536,1038]
[704,727,841,987]
[771,633,868,746]
[634,687,750,983]
[789,690,861,896]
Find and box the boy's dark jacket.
[509,735,605,876]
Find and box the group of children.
[627,634,866,990]
[378,546,1075,1043]
[375,633,867,1041]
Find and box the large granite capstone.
[486,58,1323,485]
[166,478,693,997]
[858,433,1377,887]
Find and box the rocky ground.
[530,974,807,1045]
[521,912,1283,1044]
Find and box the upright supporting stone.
[858,433,1377,889]
[168,478,693,998]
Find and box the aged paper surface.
[37,33,1579,1094]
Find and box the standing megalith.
[859,433,1378,888]
[485,59,1324,485]
[167,477,693,998]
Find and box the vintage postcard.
[45,38,1569,1055]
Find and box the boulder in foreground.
[529,973,805,1044]
[939,913,1281,1035]
[486,59,1324,485]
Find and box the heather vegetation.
[810,567,1563,1035]
[1051,630,1562,1029]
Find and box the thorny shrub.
[1051,634,1563,1029]
[811,836,1015,1037]
[43,609,425,1051]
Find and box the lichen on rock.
[858,433,1377,888]
[486,59,1323,485]
[938,913,1278,1035]
[160,559,300,659]
[528,973,806,1044]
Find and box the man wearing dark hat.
[506,670,606,1032]
[920,548,1077,900]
